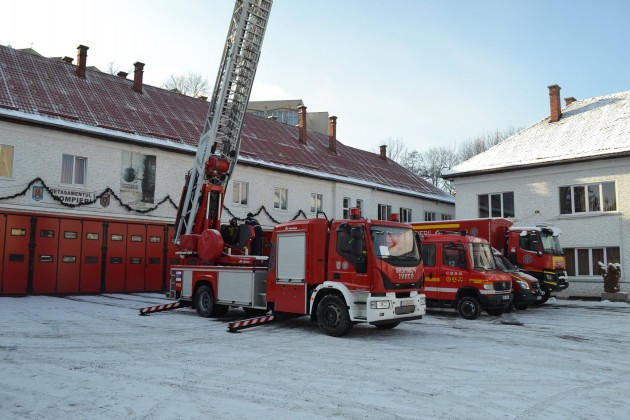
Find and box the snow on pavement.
[1,295,629,419]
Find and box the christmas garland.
[0,177,178,214]
[223,205,312,224]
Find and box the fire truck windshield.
[468,242,496,271]
[540,230,564,256]
[370,226,420,265]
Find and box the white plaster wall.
[1,120,455,233]
[452,157,630,284]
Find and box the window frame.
[61,154,87,186]
[564,246,621,277]
[559,182,617,215]
[274,187,288,211]
[478,192,514,218]
[310,193,323,213]
[0,144,14,179]
[232,181,249,205]
[342,197,351,219]
[377,204,392,221]
[399,207,412,223]
[424,211,436,221]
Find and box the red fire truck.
[412,218,568,303]
[140,0,426,336]
[419,231,512,319]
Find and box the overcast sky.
[2,0,630,152]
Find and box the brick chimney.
[76,45,89,78]
[133,62,145,93]
[328,116,337,153]
[298,105,307,144]
[548,84,562,122]
[564,97,576,107]
[379,145,387,160]
[117,71,128,78]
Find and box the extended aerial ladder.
[173,0,273,246]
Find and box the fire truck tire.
[457,296,481,320]
[195,285,216,318]
[375,323,399,330]
[539,289,551,304]
[514,303,528,310]
[317,294,353,337]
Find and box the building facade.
[0,44,453,295]
[446,85,630,292]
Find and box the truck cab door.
[438,243,467,302]
[331,224,369,289]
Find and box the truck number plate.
[401,299,415,307]
[502,295,510,301]
[536,296,542,301]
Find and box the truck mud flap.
[138,301,189,316]
[227,314,275,333]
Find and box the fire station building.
[446,85,630,292]
[0,44,454,296]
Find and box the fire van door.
[125,224,146,292]
[105,223,127,292]
[0,214,5,293]
[144,224,165,291]
[80,220,104,293]
[33,217,60,293]
[57,219,83,293]
[2,215,30,294]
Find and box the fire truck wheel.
[195,285,216,318]
[514,303,528,310]
[317,294,353,337]
[457,296,481,320]
[375,323,399,330]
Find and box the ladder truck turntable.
[140,0,427,336]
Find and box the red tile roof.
[0,45,452,202]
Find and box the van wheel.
[457,296,481,320]
[317,295,353,337]
[514,303,528,310]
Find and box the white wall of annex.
[452,157,630,283]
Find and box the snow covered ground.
[1,294,629,420]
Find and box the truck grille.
[493,281,511,291]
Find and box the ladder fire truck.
[141,0,427,336]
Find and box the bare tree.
[104,62,130,76]
[459,126,521,162]
[162,72,209,98]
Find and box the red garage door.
[80,220,104,293]
[32,217,60,294]
[125,224,146,292]
[2,215,30,294]
[57,219,83,294]
[105,223,127,293]
[145,224,165,292]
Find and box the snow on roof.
[0,44,453,204]
[446,90,630,177]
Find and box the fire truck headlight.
[419,295,426,305]
[370,300,391,309]
[516,280,529,290]
[483,283,494,290]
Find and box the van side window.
[421,244,436,267]
[442,244,467,268]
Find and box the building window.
[310,193,323,213]
[559,183,616,214]
[478,192,514,218]
[343,197,351,219]
[232,181,248,205]
[61,154,87,186]
[425,211,436,221]
[0,144,14,178]
[378,204,391,220]
[274,187,288,210]
[564,247,620,276]
[400,208,412,223]
[441,214,453,220]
